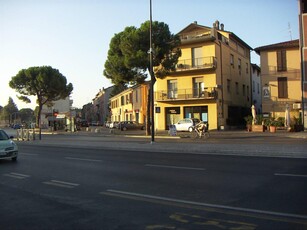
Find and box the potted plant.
[292,116,304,132]
[244,115,253,132]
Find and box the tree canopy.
[9,66,73,127]
[103,21,181,86]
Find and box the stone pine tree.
[104,20,181,134]
[9,66,73,128]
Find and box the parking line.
[145,164,205,171]
[65,157,102,162]
[3,172,31,179]
[274,173,307,178]
[43,180,80,189]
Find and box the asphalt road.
[1,141,307,229]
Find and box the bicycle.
[192,121,210,139]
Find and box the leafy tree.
[104,21,181,85]
[1,97,18,124]
[19,108,35,126]
[9,66,73,127]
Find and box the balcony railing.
[155,87,217,101]
[176,56,217,71]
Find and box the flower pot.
[269,126,276,133]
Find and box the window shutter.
[278,77,288,98]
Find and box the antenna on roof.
[288,22,292,40]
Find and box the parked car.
[0,129,18,162]
[174,118,200,132]
[118,121,145,131]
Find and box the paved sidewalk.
[16,128,307,159]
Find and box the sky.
[0,0,300,110]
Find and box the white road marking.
[43,180,80,189]
[21,152,38,156]
[3,172,31,179]
[274,173,307,178]
[102,189,307,221]
[145,164,205,171]
[65,157,102,162]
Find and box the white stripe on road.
[65,157,102,162]
[21,152,38,156]
[43,180,79,189]
[145,164,205,171]
[3,172,31,179]
[274,173,307,178]
[102,189,307,221]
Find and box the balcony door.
[167,79,178,99]
[193,77,204,97]
[192,47,203,67]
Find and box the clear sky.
[0,0,299,110]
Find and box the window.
[135,90,138,103]
[230,54,234,67]
[246,63,249,74]
[238,58,241,74]
[257,83,260,94]
[121,96,125,105]
[227,79,231,93]
[278,77,288,98]
[167,79,178,99]
[193,77,204,97]
[252,80,255,92]
[242,84,246,96]
[277,50,287,71]
[192,47,203,67]
[235,82,239,95]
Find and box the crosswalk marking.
[43,180,79,189]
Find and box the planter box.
[269,126,276,133]
[252,125,265,132]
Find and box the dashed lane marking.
[275,173,307,178]
[43,180,80,189]
[145,164,205,171]
[3,172,31,179]
[65,157,102,162]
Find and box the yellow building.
[110,83,149,123]
[154,21,252,130]
[255,40,302,125]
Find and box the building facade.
[251,63,262,114]
[92,86,113,125]
[154,21,252,131]
[254,40,302,124]
[110,83,149,124]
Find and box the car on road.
[0,129,18,162]
[118,121,145,131]
[174,118,200,132]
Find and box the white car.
[174,118,200,132]
[0,129,18,162]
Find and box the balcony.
[176,56,217,72]
[155,87,217,102]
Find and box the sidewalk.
[16,128,307,159]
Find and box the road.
[1,135,307,229]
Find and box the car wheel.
[188,127,194,132]
[12,156,17,162]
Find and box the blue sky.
[0,0,299,110]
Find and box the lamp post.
[149,0,155,143]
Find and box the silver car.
[174,118,200,132]
[0,129,18,162]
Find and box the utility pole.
[149,0,155,143]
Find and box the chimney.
[214,20,220,29]
[194,21,197,24]
[220,23,224,31]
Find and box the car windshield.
[0,130,10,140]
